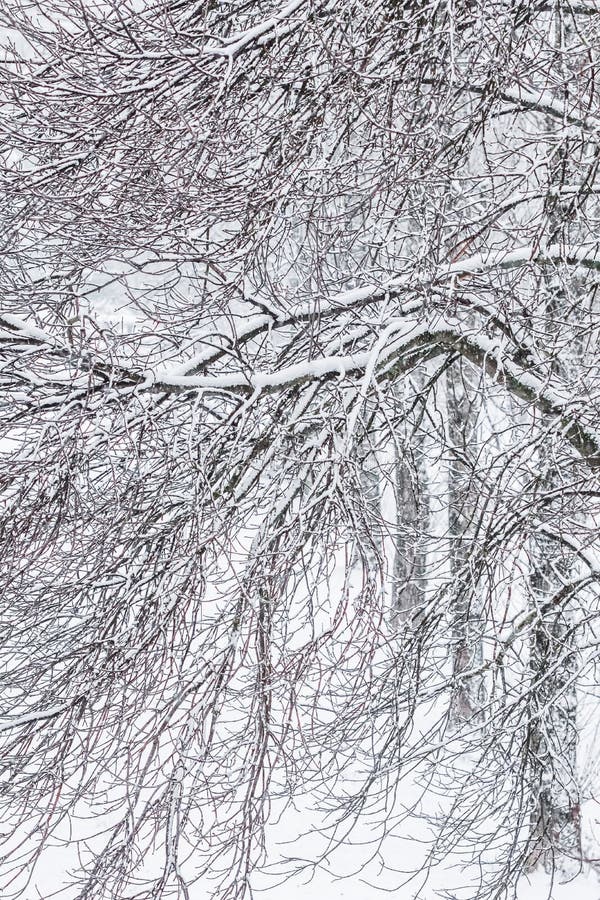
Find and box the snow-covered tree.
[0,0,600,897]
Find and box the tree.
[0,0,600,898]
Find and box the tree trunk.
[526,5,583,858]
[351,428,383,582]
[447,361,484,724]
[391,439,427,625]
[526,510,581,874]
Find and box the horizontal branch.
[151,320,600,468]
[0,701,74,734]
[204,0,307,59]
[1,242,598,377]
[464,80,600,134]
[2,246,600,469]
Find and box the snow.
[204,0,307,58]
[0,702,71,733]
[0,311,60,347]
[4,5,600,899]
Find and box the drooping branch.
[3,304,599,471]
